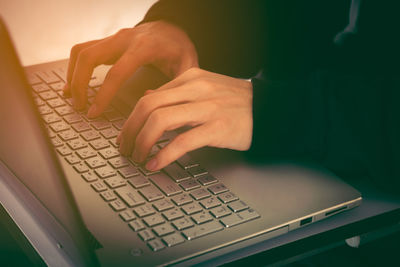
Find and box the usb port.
[300,217,312,226]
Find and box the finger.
[145,122,216,171]
[119,84,203,155]
[132,101,212,162]
[70,35,130,109]
[66,39,102,85]
[86,45,147,118]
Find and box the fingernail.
[87,104,98,118]
[146,158,158,171]
[144,90,154,95]
[116,134,121,144]
[63,83,69,92]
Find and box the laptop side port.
[300,216,313,226]
[325,206,347,217]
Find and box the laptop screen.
[0,19,97,265]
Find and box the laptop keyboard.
[27,67,260,252]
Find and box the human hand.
[117,68,253,171]
[63,20,198,117]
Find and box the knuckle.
[148,109,164,126]
[70,43,85,58]
[136,95,153,114]
[76,48,94,66]
[115,28,131,38]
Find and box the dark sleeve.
[248,70,400,193]
[140,0,271,78]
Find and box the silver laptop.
[0,18,362,266]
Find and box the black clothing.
[141,0,400,192]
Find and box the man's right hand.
[63,20,198,118]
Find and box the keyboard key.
[153,223,175,237]
[112,119,125,130]
[139,185,164,202]
[128,174,150,188]
[50,81,65,91]
[190,188,211,200]
[129,220,145,232]
[187,165,208,177]
[147,239,165,252]
[100,127,119,139]
[95,166,116,178]
[181,203,202,215]
[76,148,97,159]
[171,193,192,206]
[153,199,174,212]
[32,83,50,93]
[46,127,56,138]
[27,73,41,85]
[100,190,117,201]
[109,138,118,148]
[51,137,64,147]
[39,90,57,100]
[199,197,221,209]
[82,171,98,182]
[150,173,182,197]
[172,217,194,231]
[164,163,191,182]
[191,211,213,224]
[47,98,65,108]
[58,129,79,141]
[34,97,46,106]
[90,139,110,150]
[50,122,70,132]
[210,206,232,218]
[71,121,91,132]
[104,110,123,122]
[119,210,135,222]
[220,209,260,228]
[42,114,61,124]
[114,186,145,207]
[228,201,249,213]
[81,130,101,141]
[138,229,155,241]
[67,138,87,150]
[109,199,126,211]
[104,176,126,189]
[143,214,165,227]
[36,70,60,84]
[139,166,160,176]
[162,208,184,221]
[91,181,107,192]
[208,183,228,195]
[109,156,130,169]
[99,147,119,159]
[55,106,75,116]
[73,162,89,173]
[133,204,155,218]
[182,221,223,241]
[162,233,185,247]
[56,145,72,156]
[85,157,106,169]
[91,120,111,130]
[119,165,140,178]
[65,154,81,164]
[218,192,238,204]
[176,154,199,169]
[197,175,218,186]
[38,105,53,115]
[64,114,82,124]
[179,179,201,191]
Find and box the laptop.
[0,18,362,266]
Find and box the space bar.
[182,221,224,240]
